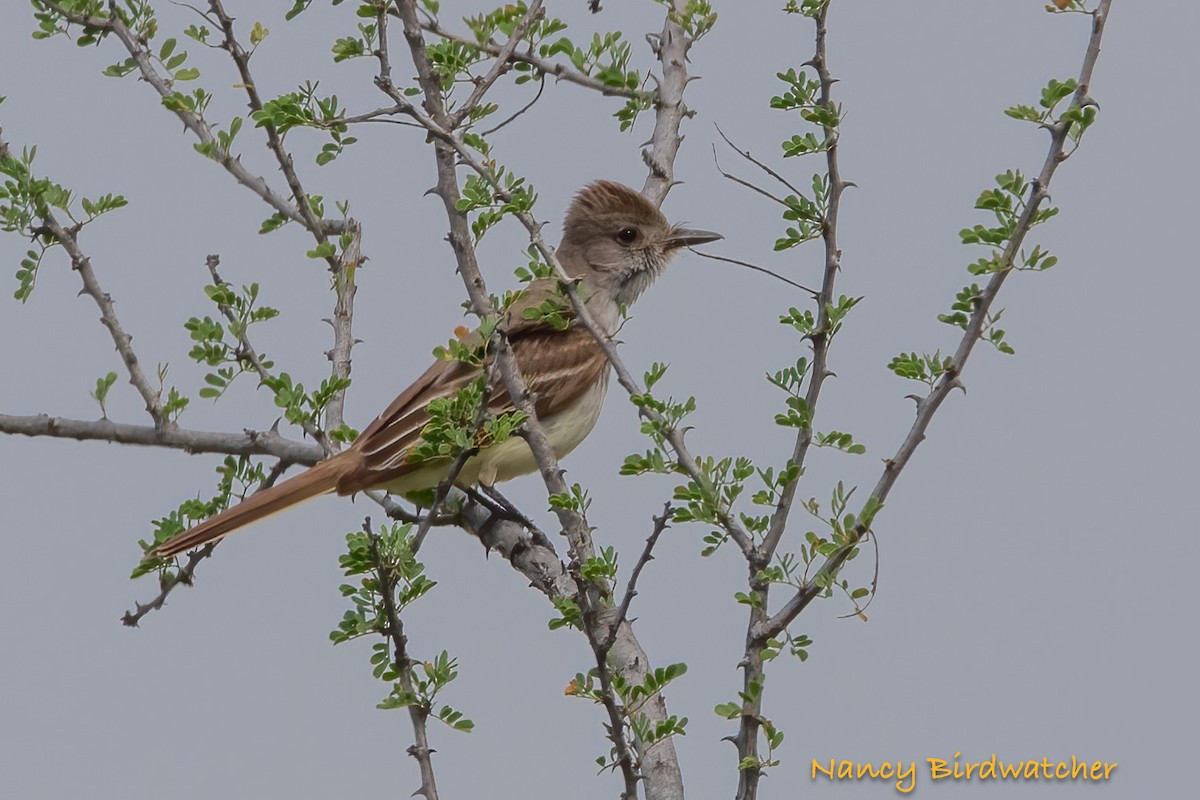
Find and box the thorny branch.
[365,519,441,800]
[204,254,329,452]
[122,453,296,626]
[39,202,166,428]
[122,540,217,626]
[37,1,346,235]
[759,0,1113,642]
[205,0,358,440]
[38,0,359,443]
[731,7,846,795]
[604,502,673,654]
[419,18,650,101]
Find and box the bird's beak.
[666,227,723,250]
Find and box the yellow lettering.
[1072,756,1087,779]
[836,760,854,780]
[998,759,1021,779]
[1090,761,1103,780]
[811,759,834,780]
[928,758,949,781]
[1055,761,1069,779]
[896,761,916,794]
[1104,762,1117,780]
[876,763,893,780]
[979,754,997,780]
[965,761,977,780]
[1023,761,1040,779]
[952,752,964,779]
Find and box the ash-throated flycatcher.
[151,181,720,558]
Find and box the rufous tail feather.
[148,457,346,559]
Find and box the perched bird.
[150,181,720,558]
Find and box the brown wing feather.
[508,326,609,418]
[337,302,608,495]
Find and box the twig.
[480,73,546,137]
[712,141,791,207]
[420,20,650,101]
[0,413,323,463]
[603,502,673,653]
[366,519,441,800]
[688,249,818,296]
[122,456,295,626]
[715,124,806,200]
[122,541,217,626]
[448,0,545,129]
[410,366,497,553]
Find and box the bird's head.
[559,181,721,311]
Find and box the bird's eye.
[616,227,639,244]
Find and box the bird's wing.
[337,281,608,493]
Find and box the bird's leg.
[464,485,556,552]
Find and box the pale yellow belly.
[382,371,609,497]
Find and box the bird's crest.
[565,180,666,230]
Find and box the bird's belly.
[383,372,609,496]
[482,371,609,484]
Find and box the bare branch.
[688,248,818,296]
[0,413,323,463]
[715,124,806,200]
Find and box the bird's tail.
[149,457,347,559]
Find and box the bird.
[149,180,721,558]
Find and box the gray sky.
[1,2,1193,797]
